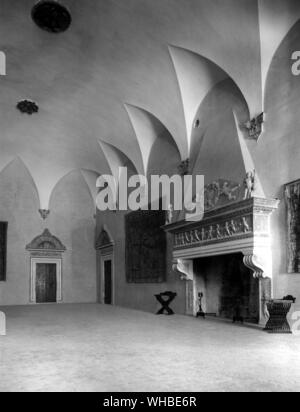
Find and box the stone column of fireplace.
[172,258,197,316]
[165,197,280,325]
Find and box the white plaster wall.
[49,171,97,304]
[0,158,43,305]
[255,20,300,314]
[96,209,186,315]
[0,165,97,306]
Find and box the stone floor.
[0,303,300,392]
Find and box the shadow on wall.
[190,78,249,174]
[0,158,42,305]
[262,19,300,193]
[49,170,97,304]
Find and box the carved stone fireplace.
[164,197,279,324]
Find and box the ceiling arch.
[258,0,300,107]
[189,78,249,169]
[0,0,297,195]
[0,156,40,207]
[48,169,95,213]
[0,157,102,212]
[124,103,180,174]
[168,45,250,154]
[80,169,100,206]
[98,139,138,182]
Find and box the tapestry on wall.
[125,210,167,283]
[0,222,8,281]
[285,180,300,273]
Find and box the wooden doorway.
[104,260,112,304]
[96,226,115,305]
[30,258,62,304]
[101,255,114,305]
[36,263,57,303]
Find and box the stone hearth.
[193,254,260,323]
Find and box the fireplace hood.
[164,197,279,281]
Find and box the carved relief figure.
[207,226,214,240]
[205,182,220,209]
[244,170,256,199]
[166,204,174,225]
[224,222,231,237]
[229,220,238,234]
[220,182,240,201]
[194,230,201,242]
[185,232,192,243]
[242,217,250,233]
[216,224,222,239]
[203,179,242,211]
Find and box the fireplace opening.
[193,253,259,324]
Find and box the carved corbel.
[243,112,265,141]
[243,254,265,278]
[178,159,190,177]
[39,209,50,220]
[172,258,193,281]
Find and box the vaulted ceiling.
[0,0,299,209]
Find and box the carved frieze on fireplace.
[164,197,279,280]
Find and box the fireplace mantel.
[164,197,279,280]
